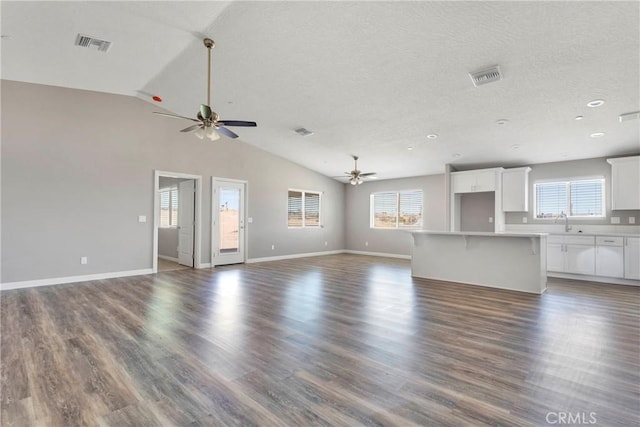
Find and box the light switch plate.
[522,217,528,223]
[630,217,636,224]
[248,217,253,224]
[611,217,620,224]
[138,215,147,223]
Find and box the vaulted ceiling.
[2,1,639,180]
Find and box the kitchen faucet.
[555,212,572,232]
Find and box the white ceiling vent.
[469,66,502,87]
[294,127,314,136]
[75,34,112,52]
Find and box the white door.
[177,180,195,267]
[212,179,246,266]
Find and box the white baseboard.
[343,250,411,260]
[1,268,154,291]
[198,263,212,269]
[548,272,640,286]
[247,250,344,264]
[158,255,179,263]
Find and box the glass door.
[212,179,246,265]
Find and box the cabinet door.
[565,244,595,275]
[625,237,640,280]
[474,170,496,192]
[610,157,640,210]
[452,173,475,193]
[595,246,624,278]
[547,243,565,272]
[502,170,528,212]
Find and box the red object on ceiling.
[152,96,162,102]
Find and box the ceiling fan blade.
[153,112,200,122]
[360,172,377,176]
[218,120,257,127]
[217,126,239,139]
[180,124,203,133]
[200,104,213,120]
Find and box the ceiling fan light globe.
[194,127,206,139]
[205,127,221,141]
[357,177,364,184]
[350,178,357,185]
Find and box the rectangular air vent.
[294,127,314,136]
[619,111,640,122]
[75,34,112,52]
[469,66,502,87]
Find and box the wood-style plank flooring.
[1,254,639,426]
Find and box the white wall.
[1,81,345,283]
[345,174,446,256]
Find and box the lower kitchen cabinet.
[595,236,624,278]
[625,237,640,280]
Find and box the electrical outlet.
[611,217,620,224]
[365,241,369,247]
[489,217,494,223]
[522,217,528,223]
[324,241,328,246]
[271,244,275,250]
[80,257,88,265]
[630,217,636,224]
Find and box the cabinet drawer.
[596,236,623,246]
[565,235,595,246]
[547,235,565,244]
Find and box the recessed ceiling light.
[574,115,584,120]
[590,132,605,138]
[587,99,605,108]
[427,134,438,139]
[452,153,461,158]
[511,144,520,150]
[496,119,509,126]
[407,146,414,151]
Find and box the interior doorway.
[212,177,247,266]
[153,171,202,273]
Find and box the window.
[370,190,423,228]
[534,178,604,218]
[288,190,321,227]
[160,187,178,227]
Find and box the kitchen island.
[410,231,548,294]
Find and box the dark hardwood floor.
[1,254,639,426]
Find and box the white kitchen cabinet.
[502,167,531,212]
[607,156,640,210]
[451,168,500,193]
[625,237,640,280]
[547,235,595,275]
[595,236,624,278]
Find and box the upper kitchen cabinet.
[451,168,503,193]
[607,156,640,210]
[502,167,531,212]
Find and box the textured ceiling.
[2,1,639,180]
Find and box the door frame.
[153,170,203,273]
[211,177,248,266]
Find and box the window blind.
[535,178,604,218]
[304,192,320,227]
[287,190,303,227]
[371,190,423,228]
[288,190,321,227]
[159,187,178,227]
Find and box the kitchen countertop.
[410,230,548,238]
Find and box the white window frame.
[287,189,323,228]
[370,189,424,229]
[159,186,178,228]
[533,177,605,219]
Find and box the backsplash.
[505,223,640,235]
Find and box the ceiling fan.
[153,38,256,140]
[337,155,377,185]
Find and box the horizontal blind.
[304,192,321,227]
[399,190,423,227]
[373,192,398,228]
[535,182,567,218]
[160,190,171,227]
[287,190,303,227]
[570,179,604,216]
[170,188,178,227]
